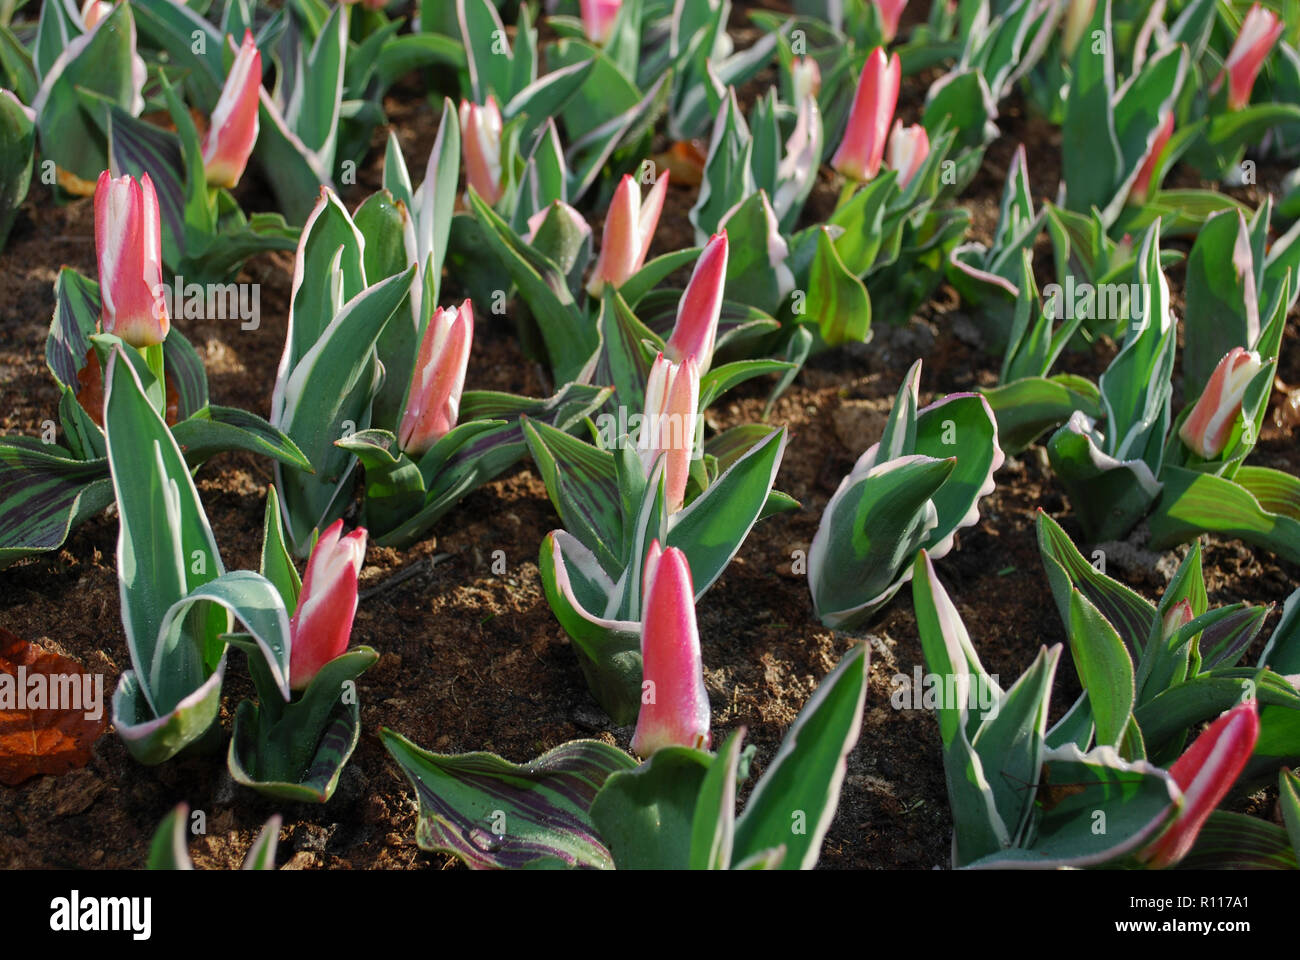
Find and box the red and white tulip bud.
[1139,700,1259,868]
[887,119,929,188]
[81,0,111,29]
[399,300,474,457]
[201,31,261,189]
[580,0,622,44]
[1178,347,1263,459]
[1062,0,1096,56]
[459,97,504,206]
[289,520,368,692]
[631,541,711,757]
[94,170,169,348]
[640,353,700,514]
[1129,112,1173,206]
[665,231,727,373]
[587,172,669,297]
[1217,4,1284,111]
[831,47,901,182]
[1161,599,1194,640]
[791,56,822,104]
[874,0,908,42]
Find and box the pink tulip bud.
[1216,4,1284,111]
[1129,111,1174,206]
[1062,0,1096,56]
[874,0,908,42]
[791,56,822,104]
[580,0,622,44]
[94,171,169,348]
[81,0,111,29]
[1139,701,1259,868]
[523,200,592,248]
[459,97,504,206]
[201,31,261,189]
[1178,347,1263,459]
[640,353,700,513]
[587,172,669,297]
[1161,598,1194,640]
[631,542,710,757]
[831,47,901,182]
[665,231,727,373]
[887,119,929,188]
[289,520,368,692]
[399,300,474,457]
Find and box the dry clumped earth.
[1,58,1298,870]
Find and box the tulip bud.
[580,0,622,44]
[459,97,504,206]
[791,56,822,104]
[201,31,261,189]
[399,300,474,457]
[1138,701,1259,869]
[874,0,908,43]
[1178,347,1264,459]
[886,119,929,188]
[1216,4,1284,111]
[1128,111,1173,206]
[1161,599,1194,640]
[630,542,711,757]
[587,172,669,297]
[665,231,727,373]
[289,520,368,692]
[640,353,700,514]
[94,171,169,348]
[81,0,111,29]
[1062,0,1096,57]
[831,47,901,182]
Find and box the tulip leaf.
[1182,209,1258,397]
[981,374,1102,455]
[589,746,714,870]
[1148,466,1300,566]
[806,226,872,347]
[1172,811,1298,870]
[0,89,34,251]
[381,728,637,869]
[690,728,746,870]
[0,443,112,568]
[731,643,869,870]
[1279,769,1300,858]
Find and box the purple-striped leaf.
[381,728,637,869]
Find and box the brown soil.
[2,46,1298,870]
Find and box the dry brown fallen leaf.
[0,629,108,786]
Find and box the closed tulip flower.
[640,353,700,514]
[791,56,821,104]
[399,300,474,457]
[459,97,504,205]
[886,119,929,188]
[1216,4,1284,111]
[80,0,111,29]
[664,231,727,373]
[1178,347,1263,459]
[587,172,669,297]
[874,0,908,42]
[1138,701,1259,868]
[1129,112,1173,206]
[94,170,169,348]
[630,541,711,757]
[580,0,622,44]
[831,47,901,182]
[202,31,261,189]
[288,520,368,692]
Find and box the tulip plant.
[227,490,376,802]
[809,358,1003,628]
[913,509,1300,868]
[0,88,33,251]
[0,170,308,567]
[379,641,870,870]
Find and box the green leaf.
[1279,768,1300,858]
[1182,209,1257,397]
[381,728,637,869]
[589,746,714,869]
[1173,811,1298,870]
[1148,466,1300,566]
[731,644,869,870]
[1065,587,1136,751]
[981,375,1101,455]
[259,485,301,611]
[0,88,34,250]
[689,728,746,869]
[0,442,112,568]
[147,803,194,869]
[805,227,872,347]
